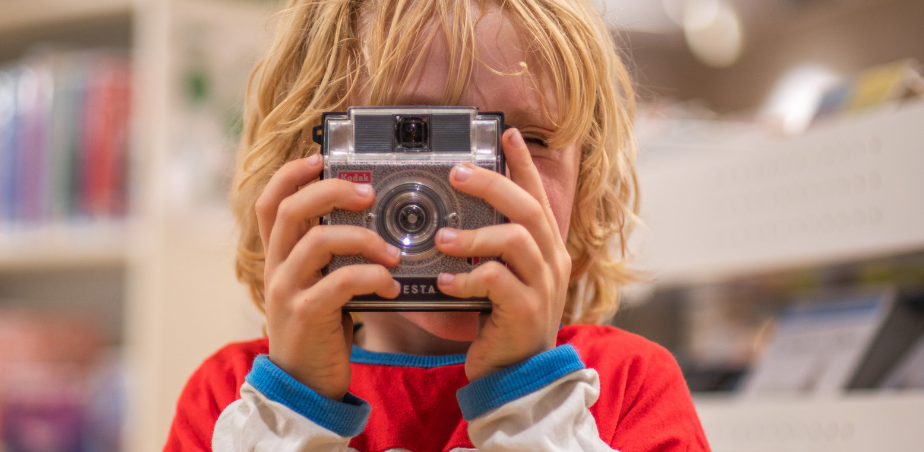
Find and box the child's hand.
[256,154,402,400]
[435,128,571,381]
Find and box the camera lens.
[396,203,428,234]
[397,117,427,148]
[377,183,446,254]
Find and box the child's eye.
[522,136,548,148]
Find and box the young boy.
[165,0,711,450]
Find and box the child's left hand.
[435,128,572,382]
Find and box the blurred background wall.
[0,0,921,451]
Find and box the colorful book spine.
[0,69,16,223]
[0,49,131,229]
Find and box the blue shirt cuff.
[245,355,370,437]
[456,344,585,421]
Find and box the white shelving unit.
[635,102,924,452]
[1,1,270,451]
[695,391,924,452]
[0,220,127,271]
[636,101,924,285]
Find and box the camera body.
[313,106,506,311]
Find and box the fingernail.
[306,154,320,166]
[510,129,525,148]
[392,280,401,293]
[355,184,372,197]
[439,228,457,243]
[452,164,472,182]
[385,243,401,259]
[438,273,454,285]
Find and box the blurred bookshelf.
[622,100,924,451]
[0,0,133,445]
[0,1,270,451]
[1,46,132,269]
[618,4,924,447]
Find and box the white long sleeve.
[213,383,355,452]
[213,355,369,452]
[467,368,613,451]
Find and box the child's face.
[358,6,581,343]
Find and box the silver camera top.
[313,106,505,166]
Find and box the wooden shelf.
[695,390,924,452]
[0,0,133,33]
[0,220,128,271]
[0,0,133,63]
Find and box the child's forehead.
[357,3,561,130]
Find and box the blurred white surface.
[635,101,924,285]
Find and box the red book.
[80,54,131,217]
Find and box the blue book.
[0,68,18,224]
[743,289,893,396]
[44,52,85,222]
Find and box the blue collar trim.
[350,345,467,368]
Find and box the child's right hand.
[256,154,402,400]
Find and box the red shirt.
[165,324,710,451]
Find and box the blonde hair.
[232,0,638,325]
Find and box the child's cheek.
[532,158,577,240]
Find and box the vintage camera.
[312,106,506,311]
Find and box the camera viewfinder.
[397,116,428,149]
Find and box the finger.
[277,225,401,285]
[437,261,528,311]
[341,312,354,350]
[502,129,552,208]
[449,162,557,259]
[255,154,324,250]
[503,128,562,240]
[300,264,400,312]
[266,179,376,275]
[477,311,490,335]
[435,225,544,285]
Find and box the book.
[742,288,894,396]
[80,53,131,218]
[0,307,121,452]
[0,68,16,224]
[882,335,924,390]
[814,59,924,122]
[847,289,924,389]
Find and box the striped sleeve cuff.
[456,345,585,421]
[245,355,370,437]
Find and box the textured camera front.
[326,161,499,277]
[430,114,471,152]
[354,115,395,153]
